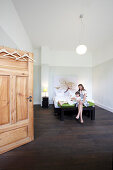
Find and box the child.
[71,91,81,106]
[75,91,81,106]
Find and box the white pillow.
[56,92,64,97]
[55,88,65,96]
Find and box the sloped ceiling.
[12,0,113,52]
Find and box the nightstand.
[42,97,49,108]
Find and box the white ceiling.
[12,0,113,51]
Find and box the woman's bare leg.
[79,102,83,123]
[76,103,81,119]
[76,105,80,119]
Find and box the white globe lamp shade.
[76,45,87,55]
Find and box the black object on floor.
[42,97,49,108]
[55,105,95,121]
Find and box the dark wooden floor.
[0,105,113,170]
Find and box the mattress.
[53,96,95,108]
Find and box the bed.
[53,90,95,121]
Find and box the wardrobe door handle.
[27,96,32,102]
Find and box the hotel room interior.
[0,0,113,169]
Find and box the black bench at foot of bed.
[54,102,95,121]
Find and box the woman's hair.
[78,84,85,91]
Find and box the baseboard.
[33,103,41,105]
[33,104,53,106]
[33,104,41,106]
[95,102,113,113]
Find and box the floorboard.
[0,105,113,170]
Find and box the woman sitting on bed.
[76,84,88,124]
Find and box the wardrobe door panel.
[0,76,10,125]
[16,76,28,121]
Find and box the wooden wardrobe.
[0,46,34,154]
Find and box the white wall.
[41,64,49,97]
[0,0,32,51]
[49,66,92,104]
[33,46,93,104]
[33,48,41,104]
[0,26,17,49]
[34,65,41,104]
[33,43,113,112]
[93,59,113,112]
[49,50,92,67]
[92,40,113,112]
[34,43,113,114]
[41,46,92,67]
[92,40,113,67]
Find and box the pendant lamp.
[76,14,87,55]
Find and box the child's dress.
[74,96,81,107]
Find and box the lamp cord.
[79,15,84,45]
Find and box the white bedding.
[53,89,94,108]
[53,89,76,108]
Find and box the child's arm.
[71,97,76,101]
[76,97,81,103]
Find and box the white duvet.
[53,89,76,108]
[53,89,94,108]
